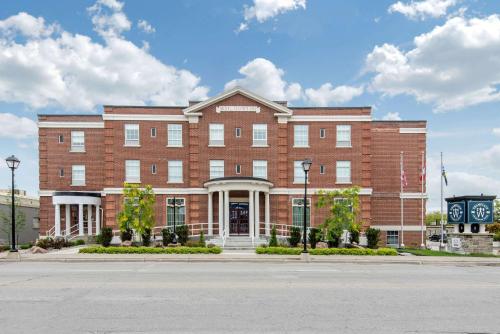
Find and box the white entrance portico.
[52,192,102,238]
[204,177,272,240]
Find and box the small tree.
[308,227,319,249]
[349,223,361,244]
[288,226,302,247]
[98,227,113,247]
[366,227,380,249]
[425,211,446,226]
[269,225,278,247]
[494,199,500,223]
[0,196,26,246]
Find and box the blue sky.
[0,0,499,211]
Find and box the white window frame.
[252,124,268,147]
[151,164,157,175]
[320,128,326,139]
[294,125,309,147]
[336,161,351,184]
[253,160,268,179]
[124,124,140,146]
[166,197,186,227]
[58,135,64,144]
[70,131,85,152]
[71,165,85,186]
[59,168,64,178]
[151,127,157,138]
[168,160,183,183]
[235,127,241,138]
[320,165,325,175]
[336,125,351,148]
[386,231,399,247]
[294,161,307,184]
[209,160,224,179]
[235,164,241,174]
[209,124,224,146]
[125,160,140,183]
[167,124,183,147]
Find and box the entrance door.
[229,202,249,235]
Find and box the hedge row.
[255,247,398,256]
[79,246,222,254]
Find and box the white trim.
[216,106,261,113]
[289,115,371,122]
[103,114,188,121]
[400,192,428,199]
[52,195,101,206]
[371,225,425,232]
[103,187,207,195]
[38,121,104,128]
[271,188,373,195]
[399,128,426,134]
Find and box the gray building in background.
[0,189,39,246]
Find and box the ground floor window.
[386,230,399,246]
[167,198,185,228]
[292,198,310,228]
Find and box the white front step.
[207,236,268,249]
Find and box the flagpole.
[400,151,405,248]
[421,150,425,249]
[440,152,444,250]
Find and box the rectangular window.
[70,131,85,152]
[235,127,241,138]
[124,124,140,146]
[209,124,224,146]
[336,161,351,183]
[125,160,140,183]
[210,160,224,179]
[167,124,182,147]
[320,128,326,139]
[58,135,64,143]
[235,164,241,174]
[253,160,268,179]
[253,124,267,146]
[292,198,310,228]
[168,160,183,183]
[151,127,157,138]
[294,125,309,147]
[294,161,306,183]
[387,231,399,247]
[59,168,64,177]
[167,198,186,227]
[71,165,85,186]
[320,165,325,174]
[334,198,353,212]
[336,125,351,147]
[151,164,157,175]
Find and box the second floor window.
[71,165,85,186]
[168,160,183,183]
[124,124,139,146]
[168,124,182,147]
[71,131,85,152]
[253,124,267,146]
[253,160,267,179]
[336,161,351,183]
[294,161,306,183]
[294,125,309,147]
[125,160,140,183]
[210,160,224,179]
[209,124,224,146]
[336,125,351,147]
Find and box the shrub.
[494,233,500,242]
[141,228,152,247]
[20,243,33,250]
[36,237,54,249]
[308,228,320,249]
[255,246,397,256]
[256,247,302,255]
[162,228,174,246]
[199,230,206,247]
[186,240,201,247]
[98,227,113,247]
[176,225,189,245]
[269,225,278,247]
[366,227,380,249]
[327,227,342,248]
[79,246,222,254]
[120,228,133,242]
[53,237,67,249]
[486,222,500,234]
[207,243,216,248]
[349,224,360,244]
[75,239,85,246]
[0,245,10,252]
[288,226,302,247]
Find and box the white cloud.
[304,84,364,107]
[238,0,306,32]
[365,15,500,111]
[493,128,500,136]
[87,0,131,39]
[388,0,456,20]
[0,4,209,111]
[382,112,402,120]
[0,12,58,38]
[137,19,155,34]
[0,113,37,139]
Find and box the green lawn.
[398,248,499,258]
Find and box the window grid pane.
[71,131,85,151]
[387,231,399,246]
[294,161,306,183]
[168,160,183,183]
[125,160,140,182]
[168,124,182,146]
[292,198,310,228]
[125,124,139,146]
[294,125,309,147]
[210,160,224,179]
[336,161,351,183]
[209,124,224,146]
[167,198,185,227]
[253,124,267,146]
[253,160,267,179]
[72,165,85,186]
[337,125,351,147]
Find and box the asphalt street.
[0,261,499,334]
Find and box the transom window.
[168,124,182,147]
[320,128,326,139]
[253,160,267,179]
[210,160,224,179]
[292,198,311,228]
[294,161,306,183]
[387,231,399,247]
[253,124,267,146]
[336,161,351,183]
[71,131,85,152]
[168,160,183,183]
[209,124,224,146]
[336,125,351,147]
[294,125,309,147]
[125,160,140,183]
[124,124,140,146]
[167,198,185,228]
[71,165,85,186]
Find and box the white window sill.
[167,181,184,184]
[208,144,225,147]
[70,149,85,153]
[336,181,352,184]
[125,180,141,183]
[124,144,141,147]
[71,184,86,187]
[252,144,269,148]
[293,181,310,184]
[167,145,183,148]
[293,145,310,148]
[336,145,352,148]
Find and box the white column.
[95,205,101,235]
[265,192,270,236]
[54,204,61,237]
[87,205,93,236]
[249,190,254,238]
[254,191,260,238]
[224,191,230,235]
[218,191,223,237]
[65,204,70,237]
[208,192,213,236]
[78,204,84,236]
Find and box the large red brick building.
[38,87,427,247]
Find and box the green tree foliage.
[494,199,500,223]
[116,183,156,238]
[426,211,446,226]
[366,227,381,249]
[0,196,26,245]
[269,225,278,247]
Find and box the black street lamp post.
[301,159,312,254]
[172,197,178,244]
[5,155,20,252]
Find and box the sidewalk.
[1,248,500,266]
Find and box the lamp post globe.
[5,155,20,252]
[301,159,312,253]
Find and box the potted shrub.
[141,228,152,247]
[98,227,113,247]
[366,227,380,249]
[308,227,319,249]
[288,226,302,247]
[176,225,189,245]
[269,225,278,247]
